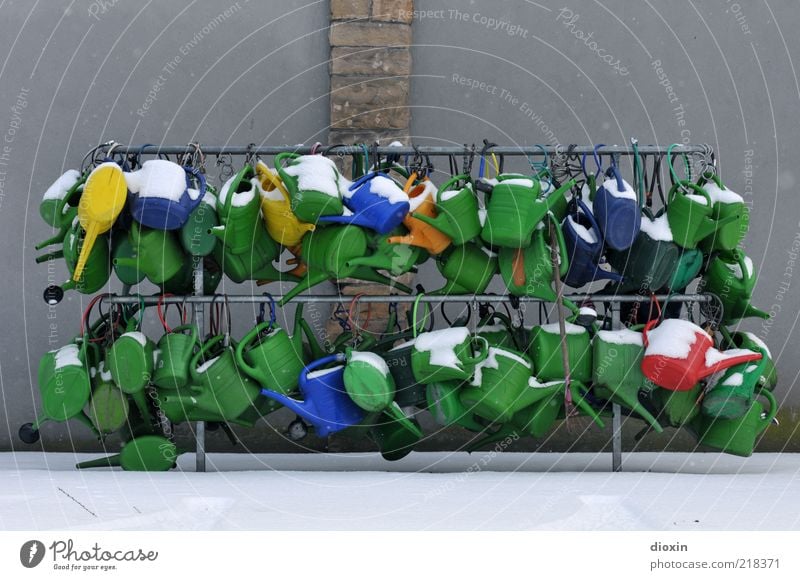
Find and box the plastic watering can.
[426,380,486,431]
[411,327,489,383]
[113,221,186,285]
[641,318,762,391]
[458,346,534,423]
[433,243,497,295]
[480,175,568,248]
[279,225,410,305]
[370,403,423,461]
[106,330,156,420]
[259,353,365,437]
[649,383,702,427]
[87,364,130,435]
[153,324,199,389]
[667,180,739,249]
[35,341,94,426]
[210,231,289,284]
[701,250,769,324]
[697,172,749,252]
[235,321,305,395]
[387,179,452,255]
[343,348,396,412]
[507,379,605,438]
[695,389,777,457]
[256,160,315,246]
[275,152,344,222]
[39,169,84,228]
[72,162,127,282]
[319,172,410,234]
[562,198,622,287]
[726,330,777,390]
[345,228,424,276]
[43,218,111,304]
[667,247,704,292]
[179,189,219,256]
[35,203,78,257]
[527,321,593,383]
[76,435,179,471]
[111,231,145,285]
[702,354,770,420]
[382,338,427,407]
[211,165,269,255]
[410,174,481,245]
[126,160,206,230]
[592,166,641,251]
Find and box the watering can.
[561,198,622,288]
[111,231,145,285]
[211,165,269,255]
[411,327,489,383]
[345,227,424,276]
[35,203,78,257]
[179,189,219,256]
[387,179,452,255]
[76,435,179,471]
[106,330,156,420]
[126,159,206,230]
[43,217,111,305]
[426,380,486,431]
[39,169,84,228]
[319,172,410,234]
[702,353,770,420]
[606,209,680,293]
[527,321,593,383]
[87,363,130,435]
[458,346,534,423]
[697,172,749,252]
[475,311,526,350]
[112,221,186,285]
[259,353,365,437]
[701,250,769,324]
[647,383,702,428]
[72,161,127,282]
[592,166,641,251]
[275,152,344,222]
[480,175,568,248]
[726,330,777,390]
[370,403,423,461]
[235,321,306,395]
[694,389,777,457]
[382,338,427,407]
[343,348,395,412]
[210,231,290,284]
[256,160,315,246]
[409,174,481,245]
[153,324,199,389]
[641,318,763,392]
[433,243,497,295]
[666,180,739,249]
[592,328,662,432]
[279,225,411,305]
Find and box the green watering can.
[426,380,486,431]
[106,330,156,420]
[697,172,749,253]
[345,227,425,276]
[666,180,739,249]
[279,225,411,305]
[76,435,180,471]
[666,247,704,292]
[343,348,396,412]
[411,327,490,383]
[702,250,769,324]
[459,346,534,423]
[39,169,85,227]
[475,311,525,350]
[370,403,424,461]
[411,174,481,245]
[180,188,219,256]
[235,321,306,395]
[509,379,605,438]
[87,363,130,435]
[211,230,291,284]
[276,152,344,222]
[211,165,269,255]
[527,321,593,383]
[481,175,570,248]
[113,221,186,285]
[607,209,680,293]
[592,328,662,433]
[153,324,199,389]
[725,330,777,390]
[703,353,770,420]
[433,242,497,295]
[694,389,777,457]
[111,230,144,285]
[383,338,427,407]
[650,383,703,428]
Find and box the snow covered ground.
[1,452,798,531]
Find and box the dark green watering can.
[426,380,486,431]
[111,230,145,285]
[369,403,423,461]
[345,227,425,277]
[211,225,293,284]
[180,188,219,257]
[276,152,344,222]
[411,174,481,245]
[433,242,497,294]
[702,354,770,420]
[459,346,534,423]
[693,389,777,457]
[702,250,769,324]
[725,330,777,390]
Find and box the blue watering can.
[259,353,365,437]
[593,165,641,251]
[319,172,410,234]
[126,160,206,230]
[562,198,622,287]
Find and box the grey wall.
[410,0,800,416]
[0,0,331,449]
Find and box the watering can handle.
[221,165,256,215]
[234,321,274,377]
[170,324,200,345]
[437,173,471,198]
[606,164,626,191]
[299,353,346,389]
[571,197,603,241]
[464,336,490,366]
[274,151,299,171]
[184,166,207,200]
[641,319,659,347]
[256,161,290,197]
[348,171,381,190]
[668,180,712,206]
[189,334,225,382]
[757,389,778,432]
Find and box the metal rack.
[98,142,713,473]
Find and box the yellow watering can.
[256,160,315,246]
[72,162,127,282]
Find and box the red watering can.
[641,318,762,392]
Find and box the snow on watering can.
[666,180,739,249]
[701,250,769,324]
[345,227,424,276]
[343,348,396,412]
[561,198,622,287]
[211,165,270,255]
[259,353,365,437]
[388,177,452,255]
[726,330,777,390]
[695,389,777,457]
[256,159,315,246]
[641,318,763,392]
[592,165,641,251]
[702,353,771,420]
[275,152,344,222]
[409,174,481,245]
[433,242,497,295]
[126,159,206,230]
[39,169,85,229]
[411,326,490,383]
[319,172,410,234]
[697,172,749,252]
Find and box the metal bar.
[192,258,206,473]
[106,293,713,305]
[101,144,708,157]
[612,403,623,472]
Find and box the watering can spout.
[743,305,771,320]
[541,180,572,212]
[279,271,329,306]
[409,212,454,239]
[351,266,412,294]
[346,254,391,271]
[76,454,121,469]
[112,256,138,269]
[209,225,227,242]
[704,349,763,377]
[259,389,311,419]
[317,213,371,228]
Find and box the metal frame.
[97,142,712,473]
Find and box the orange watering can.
[387,174,452,255]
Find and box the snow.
[639,214,673,242]
[481,246,497,258]
[348,351,390,378]
[685,193,708,206]
[478,208,487,226]
[54,344,81,369]
[201,191,217,209]
[414,327,471,370]
[742,332,772,357]
[408,181,437,212]
[125,160,187,202]
[600,176,637,200]
[595,328,643,346]
[500,178,535,188]
[307,365,344,380]
[195,356,220,374]
[745,365,758,373]
[476,324,507,334]
[579,306,597,317]
[218,175,260,208]
[705,348,759,369]
[528,377,563,389]
[471,347,531,386]
[366,175,409,204]
[722,372,744,387]
[439,188,464,201]
[726,256,754,279]
[566,215,598,244]
[645,319,705,360]
[283,155,341,198]
[538,322,587,336]
[42,169,81,200]
[703,181,744,204]
[3,452,799,530]
[123,331,148,348]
